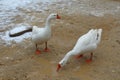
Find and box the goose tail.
[9,28,32,37]
[96,29,102,44]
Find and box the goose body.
[57,29,102,71]
[32,26,51,45]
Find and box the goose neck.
[60,50,74,65]
[45,17,51,28]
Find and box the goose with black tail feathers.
[9,13,61,54]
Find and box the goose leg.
[86,52,93,63]
[76,54,83,59]
[44,42,50,52]
[35,44,41,54]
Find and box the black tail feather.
[9,28,32,37]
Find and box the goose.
[57,29,102,71]
[9,13,61,54]
[32,13,60,54]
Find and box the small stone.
[112,70,115,73]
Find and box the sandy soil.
[0,0,120,80]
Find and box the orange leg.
[86,52,93,63]
[44,42,50,52]
[76,54,83,59]
[35,44,41,54]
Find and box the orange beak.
[56,14,61,19]
[56,64,61,72]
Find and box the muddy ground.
[0,0,120,80]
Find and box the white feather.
[32,13,60,45]
[59,29,102,67]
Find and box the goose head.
[56,51,73,72]
[57,59,67,72]
[48,13,61,20]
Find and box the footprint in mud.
[116,40,120,45]
[0,62,5,66]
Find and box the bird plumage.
[57,29,102,71]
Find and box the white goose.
[32,13,60,54]
[57,29,102,71]
[9,13,60,54]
